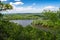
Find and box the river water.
[10,20,33,27]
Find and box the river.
[10,20,33,27]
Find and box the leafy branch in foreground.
[0,1,13,20]
[0,1,13,11]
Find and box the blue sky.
[1,0,60,13]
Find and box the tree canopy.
[0,1,13,11]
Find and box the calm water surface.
[10,20,33,27]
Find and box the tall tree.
[42,10,58,22]
[0,1,13,11]
[0,1,13,40]
[0,1,13,19]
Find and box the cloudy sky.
[1,0,60,13]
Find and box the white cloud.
[9,2,24,9]
[1,0,7,1]
[1,3,59,14]
[44,6,55,9]
[43,6,59,11]
[5,2,41,13]
[10,2,24,5]
[1,0,21,1]
[5,6,41,13]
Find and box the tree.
[42,10,58,22]
[57,8,60,19]
[0,1,13,11]
[0,1,13,40]
[0,1,13,20]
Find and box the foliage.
[3,14,40,20]
[0,20,57,40]
[32,10,60,40]
[0,1,13,11]
[32,10,60,28]
[0,1,60,40]
[42,11,58,22]
[0,20,23,40]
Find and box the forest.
[3,13,41,20]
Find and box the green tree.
[42,10,58,22]
[0,1,13,40]
[0,1,13,11]
[0,1,13,20]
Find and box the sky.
[0,0,60,13]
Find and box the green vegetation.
[0,21,56,40]
[0,1,13,11]
[32,10,60,40]
[1,10,60,40]
[32,10,60,29]
[3,13,41,20]
[0,20,23,40]
[0,1,60,40]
